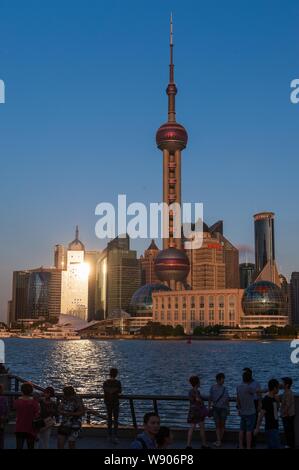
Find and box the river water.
[3,338,297,428]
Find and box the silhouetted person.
[14,382,40,449]
[280,377,295,448]
[103,368,122,444]
[0,384,8,449]
[255,379,281,449]
[57,386,85,449]
[156,426,173,449]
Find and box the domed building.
[241,281,288,328]
[130,283,171,317]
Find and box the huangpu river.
[3,338,298,393]
[2,338,298,427]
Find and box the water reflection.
[4,338,297,394]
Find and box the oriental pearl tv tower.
[154,15,190,290]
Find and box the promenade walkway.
[3,426,267,449]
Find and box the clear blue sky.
[0,0,298,322]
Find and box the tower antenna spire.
[167,12,177,121]
[76,225,79,240]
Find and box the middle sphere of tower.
[156,122,188,152]
[154,247,190,282]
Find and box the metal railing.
[1,374,246,431]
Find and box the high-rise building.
[28,267,62,321]
[209,222,240,289]
[254,212,275,276]
[290,272,299,326]
[186,225,225,290]
[85,250,102,321]
[96,235,141,318]
[107,235,141,316]
[11,271,30,323]
[61,227,89,321]
[54,244,66,270]
[140,240,160,285]
[239,263,255,289]
[11,267,62,324]
[185,222,239,290]
[95,253,108,320]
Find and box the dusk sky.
[0,0,298,322]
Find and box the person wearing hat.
[280,377,295,448]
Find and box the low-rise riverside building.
[152,289,244,334]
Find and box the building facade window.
[209,296,214,308]
[209,310,214,321]
[174,310,178,321]
[200,296,205,308]
[199,310,205,322]
[229,295,236,308]
[218,295,224,308]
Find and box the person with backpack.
[57,386,85,449]
[209,373,230,447]
[130,412,160,449]
[103,368,122,444]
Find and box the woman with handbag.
[57,386,85,449]
[186,376,209,449]
[38,386,58,449]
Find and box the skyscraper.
[186,224,226,290]
[239,263,255,289]
[154,16,190,289]
[28,268,62,321]
[210,222,240,289]
[11,267,62,324]
[61,227,89,321]
[254,212,275,276]
[96,235,141,318]
[11,271,30,323]
[85,250,102,321]
[140,240,160,285]
[54,244,66,270]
